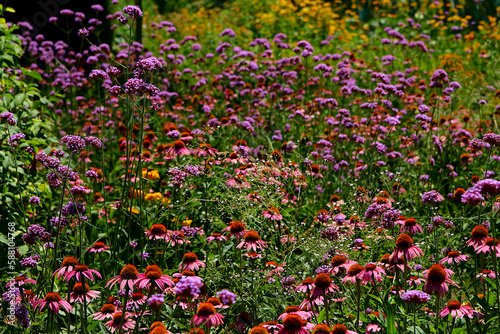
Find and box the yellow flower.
[145,192,163,202]
[142,168,160,181]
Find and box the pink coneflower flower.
[278,314,313,334]
[259,320,283,334]
[106,264,139,290]
[53,256,79,279]
[128,292,147,308]
[407,276,425,286]
[400,218,423,234]
[295,277,314,293]
[166,140,190,156]
[194,143,218,157]
[245,252,263,259]
[250,325,271,334]
[475,237,500,256]
[144,224,169,240]
[69,282,100,303]
[390,233,423,261]
[342,264,364,284]
[467,225,489,248]
[440,251,470,265]
[167,230,190,246]
[4,276,36,288]
[423,264,458,296]
[312,324,330,334]
[237,231,268,252]
[206,297,228,309]
[34,292,72,314]
[330,323,358,334]
[311,273,339,297]
[191,303,224,327]
[105,312,136,333]
[476,269,497,280]
[366,323,382,333]
[91,304,116,320]
[263,206,283,220]
[180,252,205,271]
[439,301,474,319]
[225,221,247,240]
[278,306,310,321]
[328,255,357,275]
[64,265,102,282]
[136,265,174,291]
[88,241,110,253]
[206,232,227,243]
[357,263,386,285]
[306,164,323,178]
[223,152,247,164]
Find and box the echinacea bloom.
[357,263,386,285]
[91,303,116,320]
[342,264,364,284]
[439,301,474,319]
[191,303,224,328]
[166,140,190,156]
[206,233,227,243]
[440,251,470,265]
[150,322,171,334]
[400,218,423,234]
[4,276,36,288]
[180,252,205,271]
[194,143,218,157]
[311,273,339,297]
[365,324,382,333]
[88,241,110,253]
[64,265,102,282]
[250,326,270,334]
[226,221,247,240]
[106,264,139,290]
[262,206,283,220]
[328,255,357,275]
[53,256,79,279]
[476,269,497,280]
[105,312,136,333]
[259,320,282,334]
[278,314,312,334]
[295,277,314,293]
[69,282,100,303]
[390,233,423,261]
[144,224,169,240]
[128,292,147,308]
[34,292,72,313]
[423,264,458,296]
[330,323,358,334]
[401,290,431,305]
[237,231,268,252]
[467,225,489,248]
[278,306,310,321]
[407,276,425,286]
[312,324,330,334]
[136,265,174,291]
[475,237,500,256]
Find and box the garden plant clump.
[1,0,500,333]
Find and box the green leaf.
[26,70,42,81]
[317,308,326,324]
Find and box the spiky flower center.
[93,242,106,249]
[183,252,198,263]
[197,302,216,316]
[472,225,488,238]
[173,140,186,149]
[151,224,167,234]
[207,297,221,306]
[72,282,90,294]
[62,256,78,267]
[283,314,304,330]
[249,326,269,334]
[348,264,364,276]
[446,301,462,310]
[230,221,245,234]
[120,264,139,279]
[313,324,331,334]
[365,264,377,271]
[285,306,300,313]
[75,265,89,272]
[244,231,260,242]
[395,233,414,249]
[101,304,116,313]
[331,255,347,267]
[485,237,499,246]
[314,273,332,289]
[112,313,124,324]
[427,264,447,283]
[132,292,144,301]
[45,292,61,302]
[331,324,348,334]
[447,251,460,258]
[404,218,417,227]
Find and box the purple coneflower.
[439,301,474,319]
[400,218,423,234]
[91,304,116,320]
[180,252,205,271]
[34,292,72,314]
[136,265,174,291]
[104,312,136,333]
[69,282,100,303]
[440,251,470,265]
[64,265,102,282]
[106,264,139,290]
[191,303,224,327]
[357,263,386,285]
[467,225,489,248]
[390,233,423,261]
[237,231,268,252]
[311,273,339,297]
[423,264,458,296]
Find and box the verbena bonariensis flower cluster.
[1,1,500,333]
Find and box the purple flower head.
[217,289,237,305]
[61,135,86,153]
[174,276,203,298]
[123,5,143,19]
[402,290,431,304]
